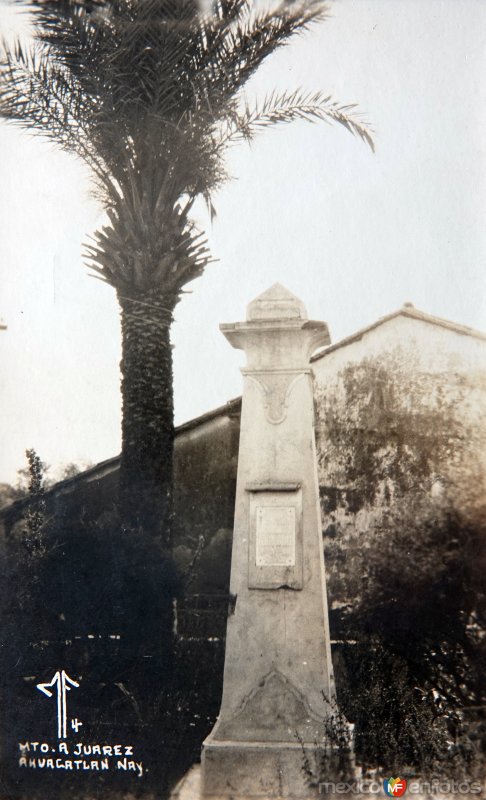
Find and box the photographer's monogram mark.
[36,670,80,739]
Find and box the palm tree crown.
[1,0,372,296]
[0,0,373,538]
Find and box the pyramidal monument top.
[246,283,308,322]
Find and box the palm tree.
[0,0,372,543]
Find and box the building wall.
[312,315,486,610]
[172,410,239,594]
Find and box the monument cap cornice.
[220,316,330,367]
[220,318,329,333]
[221,282,330,353]
[220,318,308,334]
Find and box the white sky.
[1,0,485,485]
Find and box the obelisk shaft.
[202,285,334,799]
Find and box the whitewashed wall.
[312,312,486,608]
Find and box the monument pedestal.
[201,285,336,799]
[203,743,324,799]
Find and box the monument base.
[201,740,342,799]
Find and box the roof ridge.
[311,306,486,362]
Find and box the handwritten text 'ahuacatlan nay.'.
[18,741,144,777]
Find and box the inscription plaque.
[248,488,303,589]
[255,506,296,566]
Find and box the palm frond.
[0,38,119,187]
[218,88,375,151]
[198,0,330,103]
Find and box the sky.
[0,0,485,485]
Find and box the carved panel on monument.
[244,371,307,425]
[213,671,325,743]
[248,488,303,589]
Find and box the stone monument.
[201,284,335,799]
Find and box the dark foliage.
[331,506,486,776]
[0,455,223,799]
[300,696,354,787]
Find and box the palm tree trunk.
[118,289,178,545]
